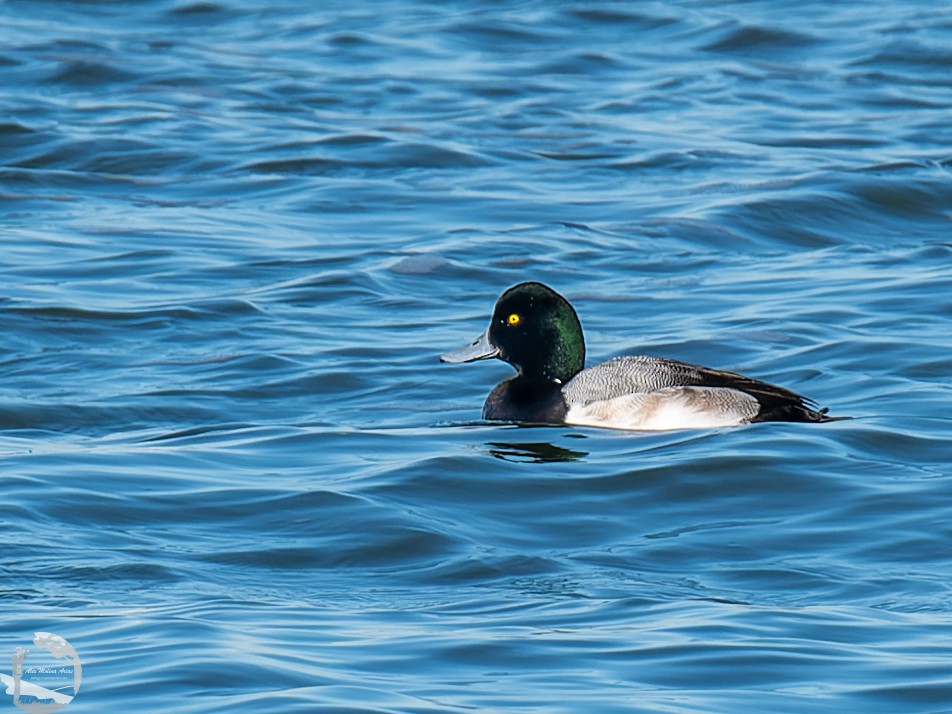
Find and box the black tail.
[752,403,832,423]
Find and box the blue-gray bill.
[440,330,499,363]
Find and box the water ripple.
[2,1,952,712]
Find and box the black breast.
[482,377,568,424]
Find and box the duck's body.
[441,282,830,431]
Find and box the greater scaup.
[440,282,831,430]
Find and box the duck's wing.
[563,355,755,401]
[562,355,829,424]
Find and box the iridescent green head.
[441,282,585,384]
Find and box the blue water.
[2,1,952,711]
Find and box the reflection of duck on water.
[487,441,588,463]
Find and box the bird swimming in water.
[441,282,831,430]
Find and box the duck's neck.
[521,351,582,385]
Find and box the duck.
[440,281,831,430]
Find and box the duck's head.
[441,282,585,383]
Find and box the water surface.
[2,1,952,712]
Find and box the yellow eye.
[507,313,521,326]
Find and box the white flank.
[564,386,758,431]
